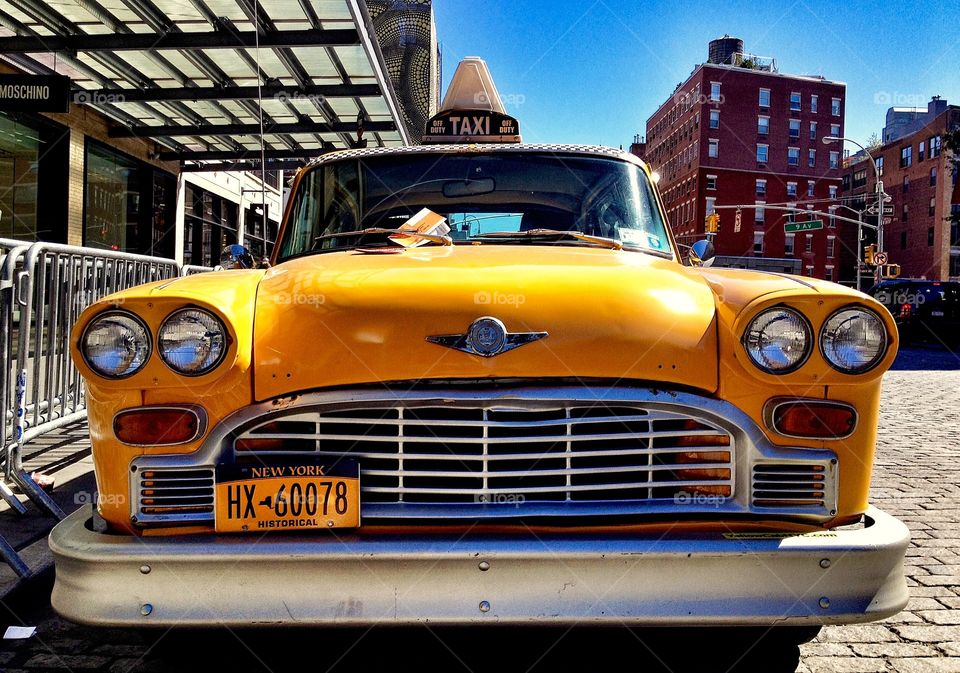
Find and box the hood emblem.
[427,317,548,357]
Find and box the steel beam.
[74,83,381,104]
[0,29,360,52]
[113,121,395,138]
[161,147,332,162]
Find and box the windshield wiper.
[476,228,623,250]
[314,227,453,247]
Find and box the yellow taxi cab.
[50,57,908,636]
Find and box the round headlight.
[81,312,151,379]
[158,309,227,375]
[821,307,887,373]
[743,307,812,374]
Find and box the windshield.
[276,152,672,261]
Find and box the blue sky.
[433,0,960,149]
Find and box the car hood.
[253,246,719,400]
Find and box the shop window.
[184,185,239,267]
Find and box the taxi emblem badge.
[427,317,547,357]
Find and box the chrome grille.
[752,464,828,508]
[135,467,215,523]
[232,404,735,508]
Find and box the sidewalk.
[0,421,94,597]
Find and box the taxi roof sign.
[423,57,521,144]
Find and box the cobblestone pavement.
[0,357,957,672]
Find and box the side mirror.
[220,244,255,270]
[688,239,716,268]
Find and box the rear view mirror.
[688,239,716,267]
[442,178,496,198]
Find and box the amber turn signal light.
[113,407,204,446]
[770,401,856,439]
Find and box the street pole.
[857,210,863,292]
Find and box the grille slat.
[233,403,735,509]
[136,468,215,521]
[752,463,827,508]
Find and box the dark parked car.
[869,279,960,343]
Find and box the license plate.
[215,459,360,533]
[931,310,944,317]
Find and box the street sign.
[784,219,823,233]
[882,216,893,225]
[866,204,894,216]
[874,252,889,265]
[734,208,742,233]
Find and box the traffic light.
[705,213,720,234]
[881,263,901,279]
[864,244,877,266]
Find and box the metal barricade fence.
[0,240,209,576]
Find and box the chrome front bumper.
[50,506,909,627]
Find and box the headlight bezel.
[741,306,814,375]
[157,307,229,377]
[819,305,889,374]
[79,310,152,380]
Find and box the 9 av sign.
[784,219,824,233]
[0,75,70,113]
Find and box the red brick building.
[841,99,960,282]
[637,38,847,281]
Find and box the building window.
[759,88,770,107]
[829,185,838,200]
[788,147,800,166]
[903,175,909,193]
[708,138,719,158]
[842,174,851,190]
[900,231,907,249]
[710,81,721,102]
[757,144,769,163]
[900,146,912,167]
[827,237,835,257]
[902,204,909,222]
[706,175,717,190]
[244,204,277,259]
[829,206,838,228]
[919,140,926,162]
[809,121,817,141]
[808,149,816,167]
[825,267,834,282]
[810,94,818,113]
[787,182,798,197]
[805,236,813,253]
[706,197,716,215]
[755,202,765,224]
[183,184,239,266]
[829,151,839,169]
[784,234,795,256]
[930,135,941,158]
[852,169,867,189]
[830,123,841,137]
[85,140,176,258]
[877,156,884,176]
[758,115,770,135]
[930,197,936,216]
[709,109,720,129]
[928,226,935,246]
[756,179,767,196]
[786,204,796,223]
[789,119,801,140]
[805,266,814,278]
[931,167,938,186]
[790,92,801,111]
[831,98,841,116]
[807,180,816,197]
[754,232,764,256]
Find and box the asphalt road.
[0,346,957,672]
